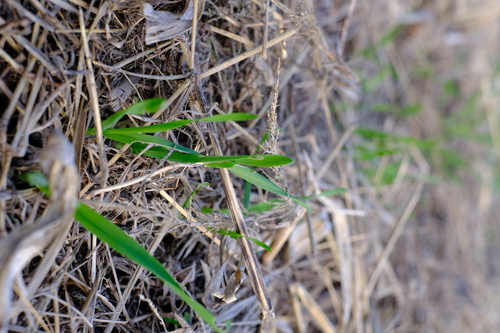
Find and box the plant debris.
[1,0,500,332]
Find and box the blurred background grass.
[336,1,500,331]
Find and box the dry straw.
[2,0,496,332]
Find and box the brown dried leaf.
[212,261,246,304]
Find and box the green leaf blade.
[209,228,271,252]
[21,172,229,332]
[246,202,278,214]
[183,182,210,209]
[104,120,193,134]
[105,131,292,167]
[106,132,202,155]
[198,113,257,122]
[97,113,255,135]
[19,171,50,195]
[87,98,165,135]
[74,203,228,333]
[228,165,312,211]
[300,188,347,200]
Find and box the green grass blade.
[379,25,403,47]
[201,207,231,215]
[18,171,50,195]
[106,132,292,167]
[198,113,257,122]
[105,120,193,134]
[100,113,256,134]
[163,317,180,326]
[241,235,271,252]
[244,189,346,213]
[183,182,210,209]
[300,188,347,200]
[243,181,252,208]
[227,165,311,211]
[246,202,278,214]
[134,147,291,167]
[74,203,229,333]
[205,162,237,168]
[20,171,228,332]
[354,148,402,160]
[209,228,271,252]
[105,132,202,155]
[168,153,292,167]
[129,145,191,159]
[87,98,165,135]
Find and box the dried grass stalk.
[0,130,78,333]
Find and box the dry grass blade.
[365,181,425,301]
[159,190,221,246]
[293,283,337,333]
[209,26,255,47]
[67,0,98,14]
[111,40,174,69]
[290,283,306,333]
[198,28,297,80]
[93,164,181,195]
[262,0,270,59]
[338,0,357,56]
[0,47,23,72]
[78,9,107,188]
[0,16,56,75]
[143,3,191,45]
[11,284,54,333]
[94,60,189,81]
[190,0,200,69]
[261,207,306,264]
[332,212,353,328]
[192,59,276,329]
[209,131,276,332]
[315,126,356,183]
[249,45,310,128]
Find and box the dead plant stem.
[193,79,276,332]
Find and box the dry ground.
[1,0,500,332]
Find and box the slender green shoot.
[20,171,230,333]
[208,227,272,252]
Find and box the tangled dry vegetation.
[1,0,500,332]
